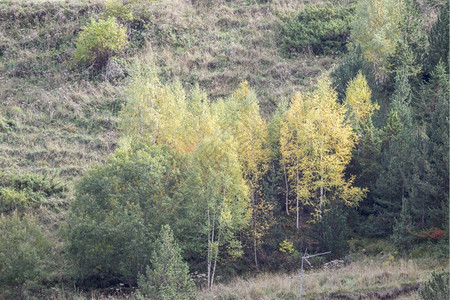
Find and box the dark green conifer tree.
[425,2,449,75]
[136,224,197,300]
[392,197,414,250]
[314,202,349,259]
[347,118,383,236]
[425,63,449,230]
[374,70,418,235]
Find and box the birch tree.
[214,82,269,270]
[119,60,188,152]
[345,72,379,131]
[350,0,404,77]
[190,127,250,289]
[281,76,366,225]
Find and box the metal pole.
[296,249,330,300]
[304,251,331,259]
[299,255,304,300]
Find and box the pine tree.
[426,63,449,230]
[392,198,414,250]
[347,118,383,235]
[374,70,424,235]
[331,45,378,101]
[390,0,426,78]
[314,202,349,259]
[136,225,196,300]
[425,2,449,75]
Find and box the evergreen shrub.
[279,3,354,56]
[0,172,64,213]
[136,224,196,300]
[419,270,449,300]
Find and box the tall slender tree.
[345,72,379,131]
[280,76,366,226]
[374,70,421,235]
[215,82,270,271]
[119,60,188,152]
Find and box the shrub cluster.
[74,16,129,69]
[279,3,354,56]
[0,213,53,298]
[0,172,64,213]
[419,270,449,300]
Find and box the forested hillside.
[0,0,448,299]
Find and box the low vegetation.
[199,256,448,300]
[279,2,354,56]
[419,270,449,300]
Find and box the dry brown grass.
[35,256,447,299]
[199,256,449,300]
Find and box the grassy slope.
[0,0,335,185]
[0,0,337,229]
[0,0,120,183]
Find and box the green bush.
[0,213,53,298]
[65,143,197,288]
[419,270,449,300]
[0,113,5,132]
[0,187,29,213]
[279,3,354,56]
[136,225,197,300]
[74,16,129,68]
[0,172,64,213]
[0,171,63,196]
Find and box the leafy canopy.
[281,76,366,220]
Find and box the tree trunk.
[252,189,259,271]
[254,233,258,271]
[320,176,323,220]
[211,231,220,289]
[283,162,290,215]
[296,164,299,230]
[207,209,211,289]
[421,197,425,229]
